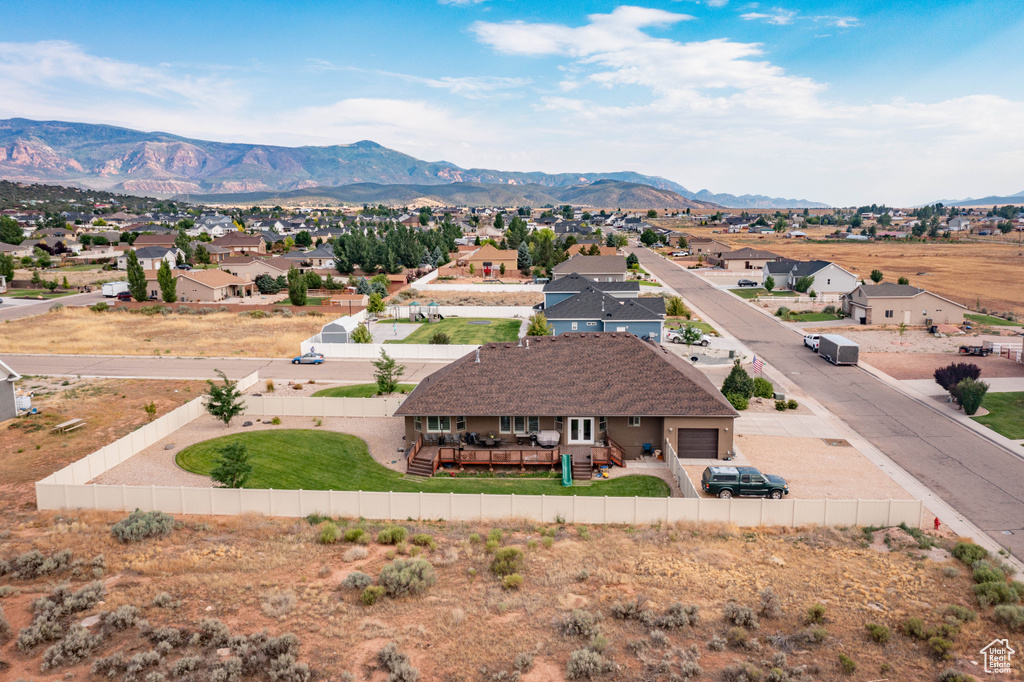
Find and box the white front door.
[568,418,594,444]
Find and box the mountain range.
[930,191,1024,207]
[0,118,827,208]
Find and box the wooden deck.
[406,438,625,479]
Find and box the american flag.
[752,355,764,374]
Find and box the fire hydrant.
[934,517,941,531]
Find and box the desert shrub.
[319,522,340,544]
[724,602,759,629]
[679,660,702,680]
[468,533,482,544]
[361,586,386,606]
[560,610,602,639]
[152,592,178,609]
[937,670,976,682]
[490,547,525,576]
[565,649,614,680]
[261,590,297,618]
[411,533,436,550]
[726,626,748,648]
[103,604,141,630]
[944,605,976,623]
[726,393,749,410]
[753,377,775,399]
[148,627,182,647]
[341,571,374,590]
[378,642,420,681]
[377,526,408,545]
[706,634,726,651]
[721,661,763,682]
[786,399,798,410]
[111,510,175,543]
[343,546,369,562]
[994,604,1024,630]
[344,527,369,544]
[92,653,126,677]
[514,652,534,672]
[268,653,311,682]
[5,549,73,579]
[805,603,826,624]
[758,587,783,619]
[973,560,1005,584]
[838,653,857,674]
[775,400,787,411]
[802,626,828,644]
[902,617,927,639]
[974,581,1024,607]
[379,558,436,598]
[18,581,106,651]
[0,603,10,640]
[657,602,699,629]
[488,528,503,543]
[210,656,243,682]
[503,574,524,590]
[865,623,890,643]
[610,595,655,626]
[929,636,954,660]
[124,650,162,679]
[952,541,988,565]
[193,618,230,648]
[576,569,590,582]
[41,624,102,670]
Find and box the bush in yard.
[377,526,408,545]
[722,361,754,399]
[753,377,774,399]
[526,312,553,336]
[952,542,988,565]
[341,571,374,590]
[956,377,989,415]
[428,330,451,345]
[378,558,436,598]
[490,547,525,576]
[665,296,691,318]
[794,275,815,293]
[787,399,798,410]
[934,363,981,405]
[205,369,246,425]
[726,393,749,411]
[111,510,174,543]
[211,440,253,488]
[775,400,787,411]
[865,623,890,643]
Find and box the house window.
[427,416,451,432]
[414,417,422,432]
[628,417,641,427]
[514,416,525,433]
[598,417,607,432]
[586,321,598,326]
[500,416,512,433]
[528,416,540,433]
[571,322,578,330]
[456,416,466,432]
[512,416,540,433]
[555,417,563,430]
[885,310,894,318]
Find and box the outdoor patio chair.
[642,443,654,456]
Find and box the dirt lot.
[676,227,1024,318]
[864,352,1024,380]
[802,328,1016,354]
[0,377,205,514]
[0,307,325,357]
[0,508,1013,681]
[395,289,543,306]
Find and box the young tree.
[626,252,639,269]
[210,441,253,488]
[493,212,504,231]
[499,262,506,276]
[793,275,815,293]
[721,361,754,399]
[373,349,406,395]
[205,370,246,426]
[956,377,989,416]
[157,260,177,302]
[870,269,884,283]
[897,276,909,285]
[681,323,703,348]
[367,291,386,314]
[287,266,307,306]
[506,217,529,250]
[526,313,553,336]
[764,275,775,292]
[126,250,148,301]
[0,215,23,244]
[254,273,281,294]
[0,253,15,281]
[639,229,658,246]
[665,296,690,318]
[647,209,658,219]
[350,323,373,343]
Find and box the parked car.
[736,279,758,287]
[174,263,192,270]
[701,466,789,499]
[670,251,690,257]
[116,291,132,302]
[664,330,711,346]
[803,333,820,351]
[292,352,325,365]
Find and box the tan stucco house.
[146,269,256,302]
[716,247,781,271]
[463,244,518,277]
[843,284,967,325]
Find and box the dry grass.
[0,307,325,357]
[396,289,542,306]
[0,512,1003,681]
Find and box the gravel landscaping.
[863,352,1024,380]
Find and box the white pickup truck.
[803,334,820,351]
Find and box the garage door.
[677,428,719,458]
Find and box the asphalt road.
[0,354,447,383]
[0,290,107,321]
[633,247,1024,558]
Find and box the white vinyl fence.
[418,283,543,293]
[243,395,404,418]
[384,305,535,319]
[666,440,700,499]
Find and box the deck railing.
[438,446,561,470]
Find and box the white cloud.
[307,61,531,99]
[740,9,797,25]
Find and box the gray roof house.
[552,255,628,282]
[761,259,858,295]
[542,273,639,307]
[544,287,665,340]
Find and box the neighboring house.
[211,233,267,255]
[191,241,231,263]
[175,269,256,302]
[0,358,21,422]
[947,217,971,232]
[132,234,177,249]
[394,332,738,460]
[257,230,287,248]
[0,242,34,258]
[566,243,617,257]
[543,287,665,341]
[762,259,858,295]
[687,238,729,257]
[542,273,640,307]
[552,255,628,282]
[715,247,781,271]
[220,256,292,282]
[842,284,967,325]
[303,244,338,269]
[553,220,589,236]
[117,247,183,270]
[463,244,517,277]
[472,225,504,240]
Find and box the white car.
[670,251,690,257]
[665,330,711,346]
[803,334,820,351]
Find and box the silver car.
[291,352,325,365]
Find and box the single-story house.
[211,233,267,255]
[117,247,183,271]
[552,254,628,282]
[162,269,256,302]
[842,284,967,325]
[220,256,293,282]
[686,238,729,257]
[762,259,858,295]
[394,332,738,460]
[715,247,781,271]
[542,273,640,307]
[0,358,20,422]
[543,287,665,341]
[0,242,34,259]
[463,244,517,277]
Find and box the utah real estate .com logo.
[981,639,1014,674]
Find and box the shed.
[0,358,21,422]
[319,316,363,344]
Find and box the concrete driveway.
[0,290,106,321]
[631,246,1024,560]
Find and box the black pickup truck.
[701,466,789,499]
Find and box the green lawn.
[786,312,845,323]
[175,430,671,496]
[729,288,798,299]
[638,280,662,287]
[3,288,75,299]
[385,317,521,344]
[965,313,1019,327]
[312,383,416,398]
[972,392,1024,440]
[55,264,105,272]
[665,319,718,336]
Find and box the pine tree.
[205,370,246,425]
[157,260,177,302]
[287,266,307,306]
[174,228,193,263]
[721,361,754,399]
[517,242,532,272]
[210,441,253,488]
[126,250,148,302]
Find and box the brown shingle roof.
[179,269,249,288]
[212,233,263,247]
[552,254,627,276]
[465,244,516,261]
[394,333,737,418]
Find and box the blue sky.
[2,0,1023,204]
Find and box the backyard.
[384,317,521,345]
[972,391,1024,441]
[965,313,1019,327]
[175,429,671,496]
[312,383,416,398]
[784,311,846,323]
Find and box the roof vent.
[475,348,480,363]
